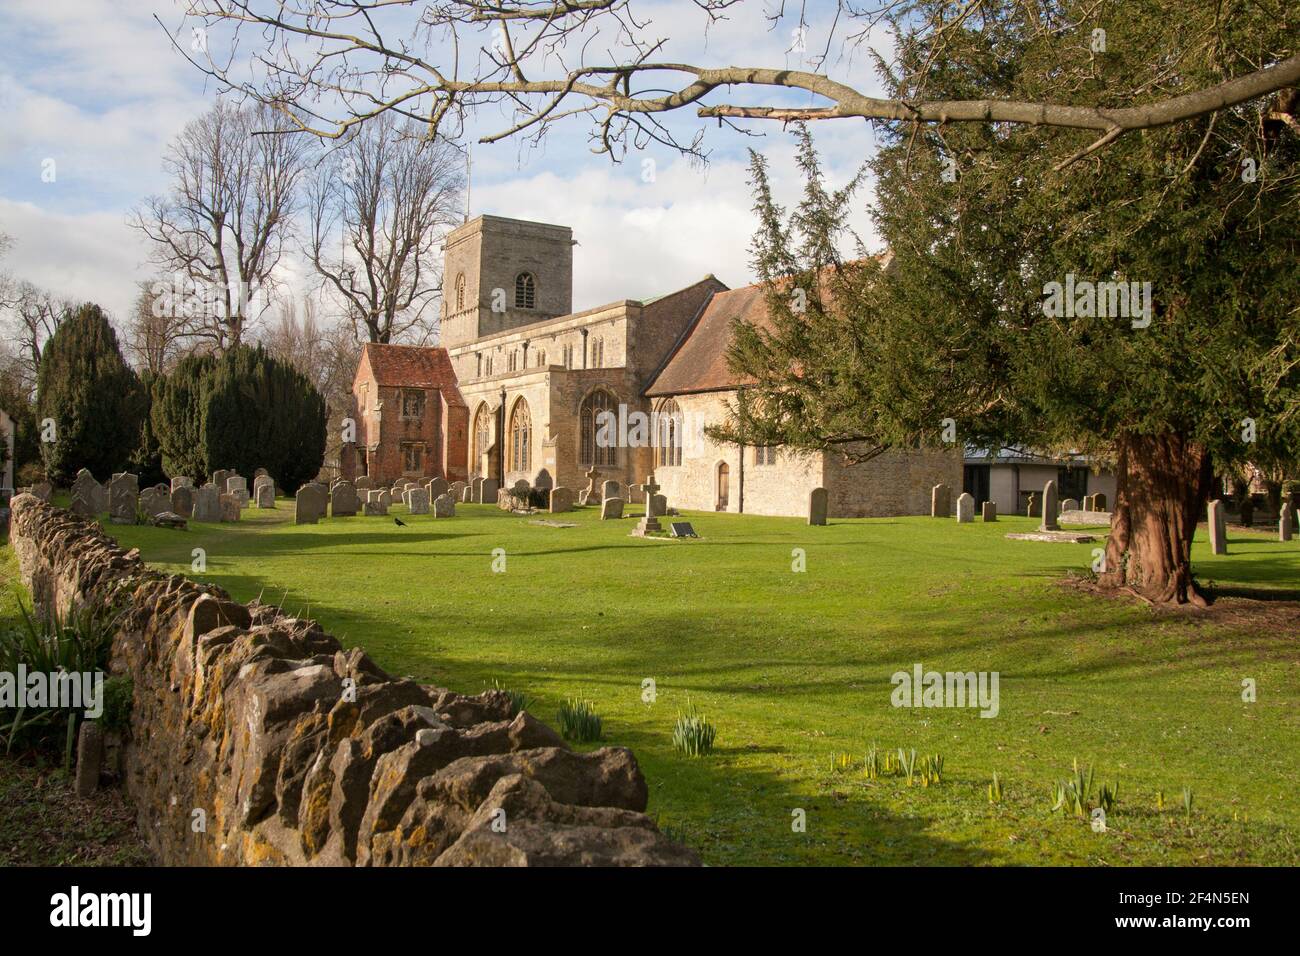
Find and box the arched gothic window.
[515,272,536,309]
[580,388,618,466]
[655,399,683,467]
[455,273,466,311]
[472,404,493,474]
[509,399,532,472]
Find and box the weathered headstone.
[407,487,430,515]
[1092,492,1107,512]
[808,487,828,526]
[1040,480,1060,531]
[1024,493,1040,518]
[1208,499,1227,555]
[219,493,241,522]
[981,501,997,522]
[601,496,624,520]
[330,481,359,517]
[956,492,975,523]
[378,489,393,511]
[74,720,104,797]
[433,493,455,518]
[632,475,663,535]
[70,493,97,519]
[192,485,220,522]
[601,479,622,502]
[212,469,231,493]
[1060,498,1079,513]
[72,469,106,513]
[170,476,193,494]
[364,489,388,516]
[461,484,473,503]
[295,484,327,524]
[510,479,531,505]
[476,478,499,504]
[355,475,373,491]
[170,485,195,519]
[580,466,601,506]
[108,473,139,524]
[448,481,467,502]
[254,475,276,508]
[650,493,668,517]
[31,481,53,502]
[931,483,951,517]
[426,476,449,501]
[1281,502,1294,542]
[549,486,575,513]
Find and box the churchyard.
[40,489,1297,867]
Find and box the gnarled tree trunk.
[1100,433,1214,606]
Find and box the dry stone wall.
[8,494,697,867]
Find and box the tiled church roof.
[358,342,466,407]
[644,283,770,397]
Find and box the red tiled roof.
[361,343,458,389]
[644,284,770,397]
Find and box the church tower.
[440,215,574,349]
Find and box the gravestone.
[192,485,220,522]
[931,483,951,517]
[1281,502,1294,542]
[956,492,975,523]
[407,488,430,515]
[580,466,601,506]
[433,493,455,518]
[1024,493,1039,518]
[170,485,194,519]
[1060,498,1079,513]
[70,493,97,519]
[448,481,468,502]
[650,493,668,517]
[108,474,139,524]
[170,476,192,494]
[72,469,107,513]
[254,475,276,508]
[378,489,393,511]
[212,470,231,493]
[331,481,359,517]
[355,476,373,491]
[364,489,388,516]
[1239,499,1255,527]
[981,501,997,521]
[475,478,500,504]
[633,476,663,535]
[549,487,575,513]
[426,476,449,501]
[1092,493,1107,512]
[601,479,622,501]
[600,496,624,520]
[510,479,531,503]
[461,485,473,503]
[295,484,327,524]
[1040,481,1060,531]
[670,522,698,538]
[31,481,52,502]
[1208,499,1227,555]
[219,493,241,522]
[808,487,828,526]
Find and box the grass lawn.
[5,498,1298,866]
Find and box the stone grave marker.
[580,466,600,506]
[407,487,430,515]
[254,475,276,508]
[549,487,575,513]
[1208,499,1227,554]
[956,492,975,523]
[632,476,663,535]
[108,474,139,524]
[433,493,455,518]
[364,489,388,516]
[1281,502,1294,542]
[1092,493,1107,512]
[219,493,241,522]
[355,476,373,491]
[70,493,97,519]
[601,479,622,501]
[448,481,467,502]
[651,493,668,517]
[331,481,359,517]
[670,522,698,538]
[192,485,220,522]
[1040,481,1060,531]
[31,481,52,502]
[982,501,997,521]
[808,487,828,526]
[601,496,624,520]
[170,476,193,494]
[295,484,326,524]
[1060,498,1079,513]
[170,485,194,518]
[931,483,951,517]
[426,476,449,501]
[1026,493,1041,518]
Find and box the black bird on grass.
[393,517,407,527]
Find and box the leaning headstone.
[1092,493,1107,512]
[1208,499,1227,555]
[295,484,327,524]
[931,483,951,517]
[602,479,622,501]
[170,476,193,494]
[192,485,220,522]
[108,474,139,524]
[331,480,359,517]
[170,485,195,519]
[956,492,975,523]
[433,493,455,518]
[981,501,997,522]
[1040,481,1060,531]
[1281,502,1294,542]
[549,487,575,514]
[407,488,430,515]
[31,481,53,502]
[808,487,828,526]
[219,493,241,522]
[448,481,467,502]
[426,476,449,501]
[601,496,624,520]
[1060,498,1079,513]
[254,475,276,508]
[72,469,106,512]
[70,493,97,519]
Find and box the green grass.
[6,500,1299,866]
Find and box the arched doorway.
[716,461,730,511]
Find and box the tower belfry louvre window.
[515,272,536,309]
[455,273,465,311]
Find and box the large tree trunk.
[1099,433,1214,606]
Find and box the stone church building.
[342,213,959,516]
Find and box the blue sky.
[0,0,887,328]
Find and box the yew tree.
[722,5,1299,606]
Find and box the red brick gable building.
[343,343,468,484]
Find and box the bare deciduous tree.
[131,101,310,350]
[126,279,204,375]
[173,1,1299,167]
[307,114,465,343]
